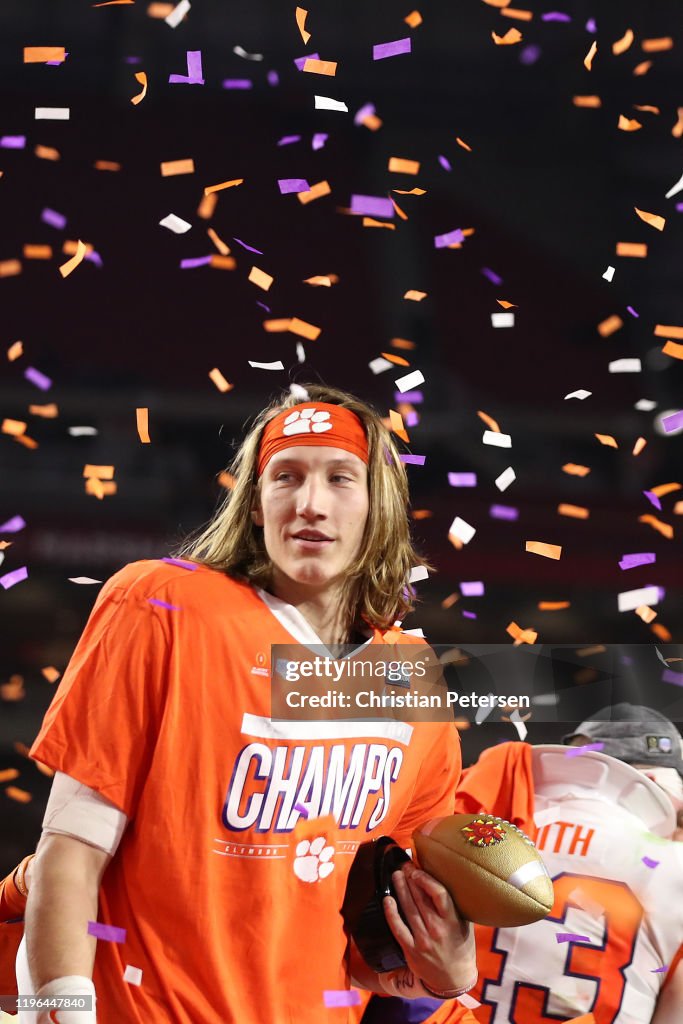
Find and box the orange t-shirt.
[30,560,462,1024]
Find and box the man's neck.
[269,573,352,646]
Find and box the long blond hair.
[175,384,432,633]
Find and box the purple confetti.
[148,598,181,611]
[161,557,198,570]
[620,655,634,665]
[586,18,597,32]
[0,136,26,149]
[642,857,659,869]
[490,504,519,521]
[542,12,572,22]
[405,411,419,427]
[448,472,477,487]
[565,742,605,757]
[256,301,271,312]
[350,194,394,219]
[124,56,141,65]
[643,490,662,511]
[0,566,28,590]
[277,135,301,146]
[294,53,320,71]
[24,367,52,391]
[557,933,591,944]
[435,228,465,249]
[323,991,361,1008]
[86,251,103,268]
[661,410,683,433]
[438,154,452,172]
[180,256,212,269]
[676,202,683,212]
[619,552,656,570]
[222,79,252,90]
[373,38,412,61]
[520,45,542,65]
[651,966,668,974]
[46,52,69,66]
[293,802,309,818]
[400,454,426,466]
[460,581,484,597]
[394,390,423,404]
[312,132,328,150]
[169,50,204,85]
[233,237,264,255]
[626,306,639,318]
[87,921,126,943]
[278,178,310,194]
[0,515,26,533]
[462,611,477,619]
[41,207,67,230]
[354,102,376,126]
[482,267,503,286]
[662,668,683,687]
[267,70,279,86]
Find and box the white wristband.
[36,975,96,1024]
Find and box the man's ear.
[251,507,264,527]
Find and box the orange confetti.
[296,6,311,45]
[410,509,432,520]
[573,95,602,108]
[83,464,114,480]
[35,145,60,161]
[363,217,395,229]
[1,675,24,701]
[131,71,147,105]
[507,622,538,645]
[248,266,274,291]
[634,207,665,231]
[41,666,61,683]
[526,541,562,560]
[654,324,683,339]
[297,180,331,205]
[7,341,23,361]
[289,318,321,341]
[482,0,511,6]
[24,46,66,63]
[94,160,121,171]
[595,433,618,448]
[618,115,642,131]
[136,407,151,444]
[404,289,427,301]
[389,410,409,442]
[558,504,590,519]
[13,742,30,758]
[302,274,335,287]
[584,40,597,70]
[85,478,116,498]
[302,58,337,76]
[636,605,657,624]
[388,157,420,175]
[14,434,38,449]
[612,29,634,56]
[674,501,683,515]
[562,463,591,476]
[263,318,292,333]
[391,337,415,350]
[538,601,570,611]
[360,112,383,131]
[453,719,470,731]
[477,410,500,433]
[662,340,683,360]
[161,158,194,177]
[59,240,87,279]
[638,514,673,539]
[441,593,459,609]
[381,352,410,367]
[597,314,623,337]
[651,623,672,642]
[147,2,174,15]
[29,404,58,418]
[616,242,647,258]
[393,187,426,196]
[5,786,32,803]
[208,368,233,393]
[405,11,422,28]
[673,108,683,138]
[650,482,680,498]
[563,1015,596,1024]
[217,471,236,490]
[206,228,230,255]
[633,104,660,114]
[0,260,22,278]
[0,769,19,784]
[63,240,93,256]
[492,28,522,45]
[198,192,218,219]
[2,419,26,436]
[204,178,244,195]
[210,255,236,270]
[23,244,52,259]
[632,437,647,456]
[500,6,533,20]
[642,37,673,53]
[633,60,652,76]
[496,299,517,309]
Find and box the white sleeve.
[42,771,129,856]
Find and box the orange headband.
[257,403,369,477]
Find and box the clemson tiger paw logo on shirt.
[282,408,333,436]
[293,836,335,882]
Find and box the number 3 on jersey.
[474,873,643,1023]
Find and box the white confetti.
[475,696,495,725]
[314,95,348,112]
[408,565,429,584]
[491,312,514,328]
[602,265,615,282]
[159,213,192,234]
[233,45,264,61]
[532,692,559,706]
[369,356,393,375]
[68,577,103,585]
[123,965,143,986]
[509,709,528,741]
[618,585,660,612]
[35,107,70,120]
[68,426,98,437]
[457,994,481,1010]
[165,0,191,28]
[664,170,683,200]
[296,342,306,364]
[483,430,511,448]
[495,466,516,491]
[635,399,657,411]
[395,369,425,392]
[609,358,641,373]
[401,627,425,637]
[248,360,285,370]
[569,887,605,921]
[289,383,310,400]
[448,516,476,545]
[564,389,592,400]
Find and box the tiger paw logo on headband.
[282,408,334,436]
